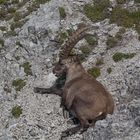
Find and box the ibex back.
[34,25,114,138]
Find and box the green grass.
[110,6,140,32]
[35,0,50,4]
[79,46,92,61]
[112,52,136,62]
[0,38,4,46]
[0,0,6,4]
[4,31,17,37]
[59,7,66,19]
[83,1,140,35]
[107,67,112,74]
[116,0,126,4]
[10,20,26,30]
[0,26,6,31]
[21,62,32,76]
[12,0,19,4]
[80,45,91,56]
[58,32,68,44]
[88,67,101,78]
[96,58,104,66]
[106,36,118,49]
[110,7,134,28]
[134,0,140,3]
[15,56,20,61]
[0,8,7,20]
[85,35,98,46]
[106,28,126,49]
[11,105,22,118]
[12,79,26,91]
[115,28,126,40]
[7,7,16,13]
[83,0,110,22]
[0,38,4,51]
[13,12,23,22]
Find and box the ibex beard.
[34,26,115,139]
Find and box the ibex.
[34,25,114,138]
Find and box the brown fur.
[34,25,114,138]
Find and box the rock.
[0,0,140,140]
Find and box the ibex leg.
[33,86,63,96]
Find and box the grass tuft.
[83,0,110,22]
[12,79,26,91]
[88,67,101,78]
[112,52,136,62]
[107,67,112,74]
[11,105,22,118]
[21,62,32,76]
[58,32,68,44]
[106,36,118,49]
[85,35,98,46]
[116,0,126,4]
[59,7,66,19]
[96,58,104,66]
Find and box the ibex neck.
[66,64,85,83]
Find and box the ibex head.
[53,25,89,77]
[53,55,80,77]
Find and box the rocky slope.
[0,0,140,140]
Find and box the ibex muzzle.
[34,25,115,139]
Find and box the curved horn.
[59,26,90,60]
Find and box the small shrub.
[7,7,16,13]
[21,62,32,76]
[27,4,38,13]
[115,28,126,40]
[88,67,101,78]
[85,35,98,46]
[83,0,110,22]
[78,53,87,62]
[4,30,17,37]
[58,32,68,44]
[80,46,91,56]
[0,38,4,52]
[107,67,112,74]
[13,12,23,22]
[67,28,74,36]
[116,0,126,4]
[15,56,20,61]
[135,24,140,35]
[106,36,118,49]
[134,0,140,3]
[0,8,7,19]
[11,105,22,118]
[17,0,28,8]
[12,0,19,4]
[35,0,50,4]
[5,14,13,21]
[59,7,66,19]
[96,58,104,66]
[0,0,6,4]
[10,20,25,30]
[110,6,140,30]
[0,38,4,46]
[16,41,23,47]
[110,6,134,28]
[112,52,136,62]
[0,26,6,31]
[12,79,26,91]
